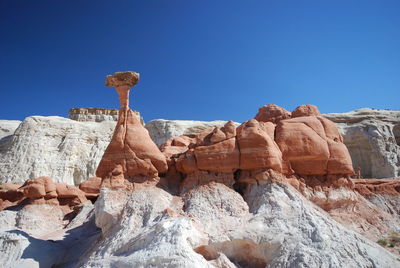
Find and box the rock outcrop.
[1,107,398,186]
[0,116,116,185]
[96,72,168,188]
[0,120,21,141]
[324,108,400,178]
[162,104,354,179]
[145,119,240,146]
[69,107,144,124]
[0,176,89,212]
[68,108,119,122]
[0,68,399,267]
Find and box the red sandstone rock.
[160,136,194,159]
[275,116,354,176]
[161,104,353,178]
[175,149,198,174]
[236,119,284,172]
[22,176,57,199]
[79,176,102,197]
[0,177,88,211]
[96,72,168,188]
[292,104,321,117]
[194,137,239,173]
[353,178,400,196]
[276,116,330,175]
[254,104,291,124]
[317,117,354,175]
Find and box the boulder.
[292,104,321,117]
[236,119,283,171]
[79,176,101,197]
[254,104,291,123]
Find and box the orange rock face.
[79,176,102,198]
[275,116,354,175]
[96,109,168,182]
[255,104,291,124]
[236,119,283,172]
[292,104,321,117]
[0,176,88,211]
[96,72,167,188]
[161,104,354,180]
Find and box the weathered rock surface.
[1,107,399,186]
[145,119,240,146]
[324,108,400,178]
[163,106,354,177]
[96,109,168,187]
[0,176,89,213]
[96,71,168,188]
[0,120,21,141]
[69,108,119,122]
[0,116,115,185]
[77,179,399,267]
[68,107,144,124]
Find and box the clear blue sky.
[1,0,399,123]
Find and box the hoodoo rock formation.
[0,72,399,267]
[96,72,168,188]
[162,104,354,181]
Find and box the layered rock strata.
[69,108,119,122]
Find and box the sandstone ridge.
[161,104,354,185]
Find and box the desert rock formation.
[162,104,354,179]
[1,108,398,185]
[69,108,119,122]
[324,108,400,178]
[0,116,116,185]
[0,73,399,267]
[96,72,168,188]
[146,119,240,146]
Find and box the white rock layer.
[145,119,240,146]
[0,120,21,140]
[324,108,400,178]
[0,116,116,185]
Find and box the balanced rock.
[96,72,167,188]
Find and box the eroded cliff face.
[1,108,398,186]
[324,108,400,178]
[0,116,115,185]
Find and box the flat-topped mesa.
[96,71,167,189]
[106,71,140,110]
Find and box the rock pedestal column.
[96,72,168,189]
[105,72,139,110]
